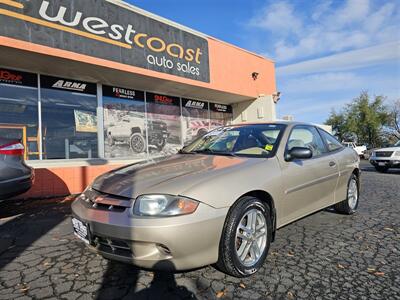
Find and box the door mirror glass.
[285,147,313,161]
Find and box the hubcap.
[235,209,267,267]
[131,136,144,152]
[348,178,358,209]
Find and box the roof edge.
[107,0,275,63]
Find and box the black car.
[0,138,34,199]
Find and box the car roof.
[228,121,317,127]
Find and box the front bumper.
[369,158,400,168]
[71,197,228,271]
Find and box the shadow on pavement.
[0,197,72,271]
[95,260,197,299]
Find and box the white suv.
[369,141,400,172]
[342,142,367,158]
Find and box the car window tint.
[183,124,286,157]
[261,129,280,143]
[288,126,327,157]
[319,129,343,152]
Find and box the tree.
[325,109,346,141]
[386,100,400,140]
[325,92,391,147]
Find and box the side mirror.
[285,147,313,161]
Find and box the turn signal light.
[0,141,25,156]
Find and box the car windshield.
[181,124,286,157]
[394,140,400,147]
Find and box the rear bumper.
[71,197,228,271]
[0,173,33,199]
[369,159,400,168]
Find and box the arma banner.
[0,0,210,82]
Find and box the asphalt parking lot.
[0,161,399,300]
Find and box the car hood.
[374,147,400,152]
[92,154,255,199]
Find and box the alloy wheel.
[348,178,358,210]
[131,135,145,152]
[235,209,267,267]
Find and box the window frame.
[316,127,344,153]
[284,125,329,160]
[182,123,287,158]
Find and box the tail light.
[0,141,25,156]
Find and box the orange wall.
[208,38,276,98]
[17,165,123,199]
[0,36,275,99]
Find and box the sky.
[128,0,400,124]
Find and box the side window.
[287,126,327,157]
[318,129,343,152]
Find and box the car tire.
[197,128,208,138]
[130,133,146,153]
[155,138,167,151]
[216,196,272,277]
[334,174,359,215]
[374,166,388,173]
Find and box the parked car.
[71,122,360,277]
[0,138,34,199]
[342,141,367,158]
[369,140,400,172]
[107,113,169,153]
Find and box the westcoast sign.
[0,0,210,82]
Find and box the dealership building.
[0,0,278,198]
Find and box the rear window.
[318,129,343,152]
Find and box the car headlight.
[395,151,400,157]
[132,194,199,217]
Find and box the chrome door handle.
[329,161,336,167]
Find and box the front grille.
[94,236,132,258]
[84,189,131,212]
[375,151,393,157]
[90,202,126,212]
[149,121,167,132]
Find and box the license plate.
[378,162,386,166]
[72,217,90,244]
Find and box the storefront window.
[210,102,233,130]
[40,75,98,159]
[103,85,147,159]
[146,92,181,157]
[0,68,39,160]
[181,98,210,144]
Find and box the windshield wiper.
[193,149,237,156]
[178,149,196,154]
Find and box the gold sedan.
[72,122,360,277]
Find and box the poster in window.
[146,92,181,157]
[181,98,210,143]
[74,110,97,133]
[103,85,147,159]
[209,102,233,130]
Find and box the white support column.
[37,74,43,160]
[96,83,105,158]
[232,95,276,124]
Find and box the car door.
[317,128,353,203]
[279,125,339,226]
